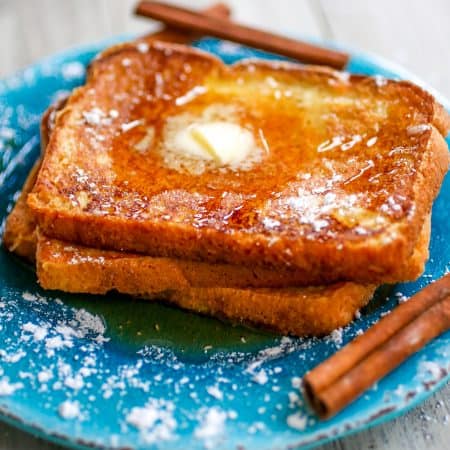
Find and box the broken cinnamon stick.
[135,0,349,69]
[304,273,450,418]
[141,2,230,43]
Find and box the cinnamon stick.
[135,1,349,69]
[141,3,230,43]
[303,274,450,418]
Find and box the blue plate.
[0,36,449,450]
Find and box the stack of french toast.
[3,36,449,336]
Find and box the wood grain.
[0,1,448,450]
[320,0,450,98]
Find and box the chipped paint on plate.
[0,36,449,450]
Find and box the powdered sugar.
[0,349,26,363]
[22,322,48,341]
[22,291,39,302]
[252,369,269,385]
[126,399,176,444]
[64,374,84,390]
[74,309,107,338]
[136,42,149,53]
[326,328,344,346]
[291,377,302,389]
[58,400,81,419]
[37,370,53,383]
[45,335,73,354]
[287,412,308,430]
[419,361,443,378]
[407,124,431,136]
[195,407,227,448]
[0,378,23,396]
[82,108,112,127]
[206,385,224,400]
[0,279,447,447]
[121,119,143,132]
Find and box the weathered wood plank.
[319,385,449,450]
[320,0,450,98]
[0,1,26,76]
[1,0,110,77]
[0,0,324,78]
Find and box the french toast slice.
[4,156,429,336]
[4,100,432,335]
[37,238,376,336]
[3,161,40,261]
[6,157,430,291]
[5,164,375,336]
[4,154,430,289]
[4,174,431,335]
[27,41,449,282]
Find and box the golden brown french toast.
[0,102,378,336]
[4,98,433,335]
[34,218,428,336]
[36,235,376,336]
[6,157,430,289]
[5,164,376,336]
[3,97,67,262]
[4,157,430,335]
[27,40,449,282]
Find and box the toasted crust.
[2,194,376,337]
[40,266,374,337]
[27,94,442,290]
[432,100,450,136]
[34,218,428,297]
[35,237,374,335]
[2,163,428,337]
[27,41,449,282]
[161,284,375,336]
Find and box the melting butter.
[173,121,256,166]
[161,104,264,174]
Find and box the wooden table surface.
[0,0,449,449]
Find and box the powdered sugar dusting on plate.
[126,399,176,444]
[0,378,23,396]
[0,287,328,445]
[195,407,227,448]
[58,400,81,419]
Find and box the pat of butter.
[173,121,255,166]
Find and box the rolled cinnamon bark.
[135,0,349,68]
[141,3,230,43]
[304,273,450,418]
